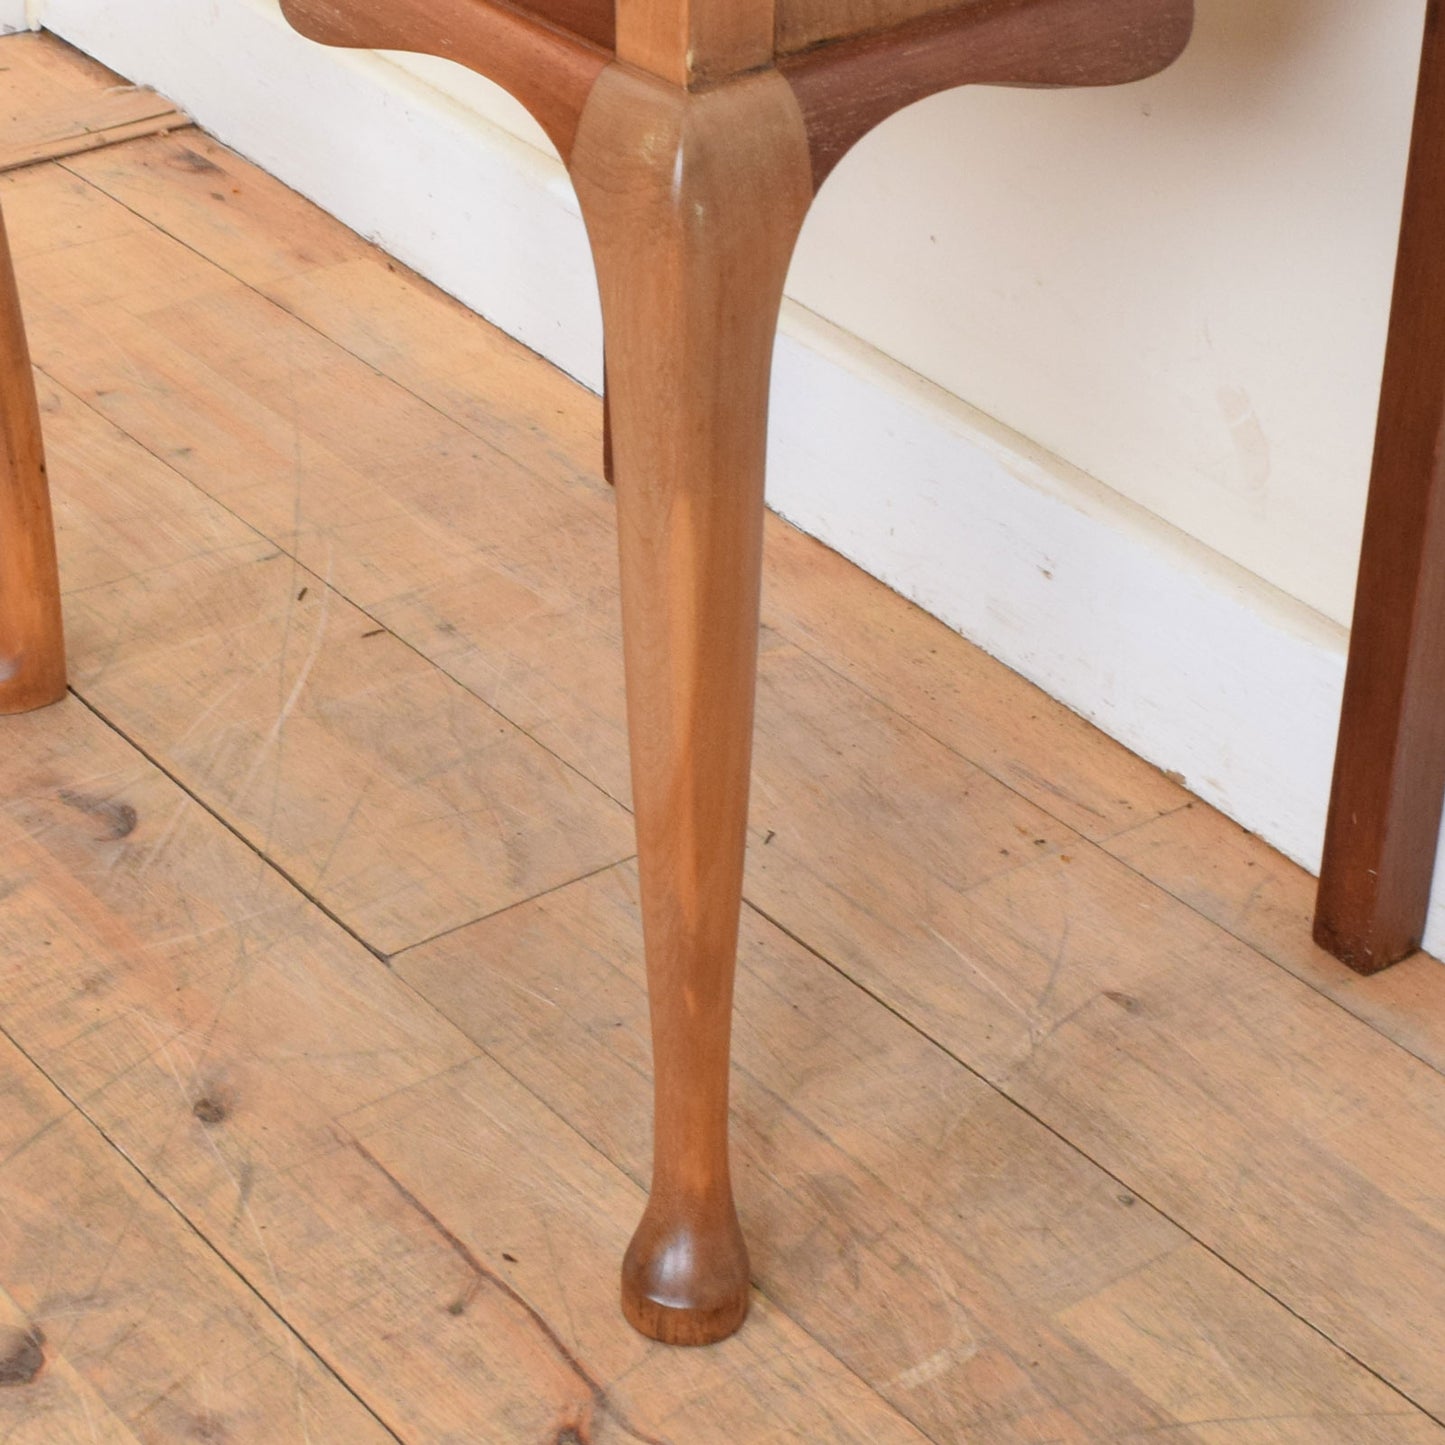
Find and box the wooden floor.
[3,32,1445,1444]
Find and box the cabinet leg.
[0,201,65,716]
[570,66,813,1344]
[601,355,613,486]
[1316,0,1445,973]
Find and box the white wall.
[0,1,37,32]
[24,0,1445,953]
[800,0,1424,627]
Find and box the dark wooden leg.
[601,355,614,486]
[569,66,812,1344]
[0,198,66,717]
[1316,0,1445,973]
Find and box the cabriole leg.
[569,66,813,1345]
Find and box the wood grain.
[615,0,774,86]
[13,150,636,798]
[743,790,1445,1414]
[66,132,607,502]
[51,131,1194,862]
[395,860,1445,1442]
[39,368,633,955]
[0,1282,145,1445]
[6,32,1442,1424]
[0,1034,394,1444]
[514,0,615,49]
[1110,801,1445,1078]
[3,167,634,960]
[1316,0,1445,973]
[0,193,65,714]
[776,0,967,54]
[0,31,186,173]
[783,0,1194,187]
[257,0,1198,1346]
[345,1060,934,1444]
[1,110,188,174]
[0,699,930,1442]
[569,62,813,1342]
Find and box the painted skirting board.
[28,0,1443,956]
[0,2,36,32]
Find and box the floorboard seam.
[1095,829,1445,1082]
[61,693,926,1435]
[68,686,393,966]
[35,342,633,814]
[3,121,1432,1436]
[64,136,1424,1087]
[741,895,1445,1433]
[392,852,638,961]
[1,113,193,174]
[0,1018,409,1444]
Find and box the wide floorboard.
[3,31,1444,1444]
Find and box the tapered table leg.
[0,198,66,717]
[1317,0,1445,973]
[570,65,813,1344]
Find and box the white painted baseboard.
[30,0,1445,956]
[0,1,36,33]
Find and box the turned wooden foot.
[570,67,813,1344]
[0,198,65,716]
[621,1198,751,1345]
